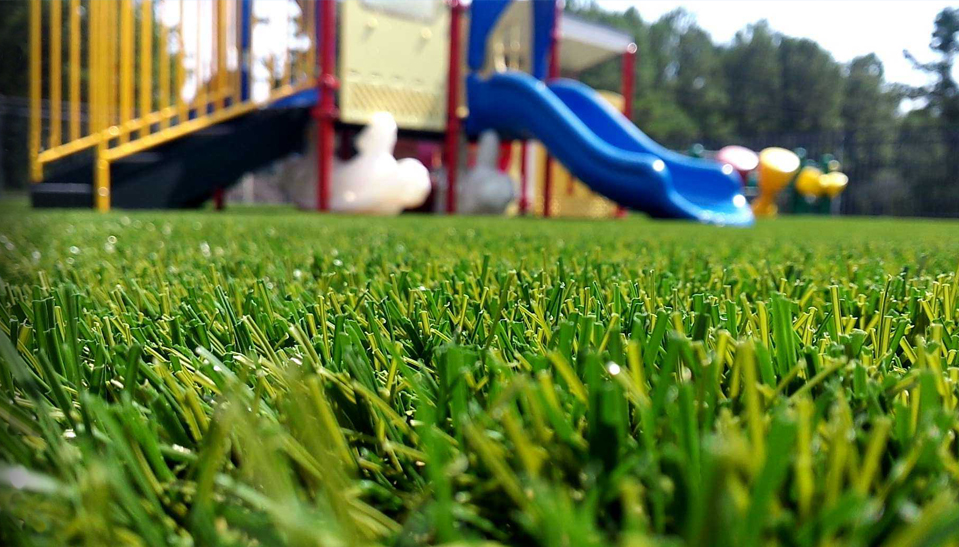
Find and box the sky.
[595,0,951,92]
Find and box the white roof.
[559,15,634,72]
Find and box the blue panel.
[240,0,252,101]
[465,72,752,225]
[467,0,512,72]
[269,88,319,109]
[531,0,555,80]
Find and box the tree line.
[567,2,903,145]
[568,2,959,216]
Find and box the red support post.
[616,43,637,218]
[213,188,225,210]
[519,141,528,214]
[315,0,338,211]
[498,140,513,172]
[542,0,561,218]
[444,0,464,214]
[621,44,636,121]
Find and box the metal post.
[444,0,463,214]
[617,43,636,218]
[621,45,635,124]
[542,0,561,218]
[240,0,252,102]
[315,0,338,211]
[519,140,528,215]
[498,140,513,172]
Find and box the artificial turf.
[1,207,958,546]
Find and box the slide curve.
[465,72,753,225]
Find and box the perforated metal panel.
[340,0,453,132]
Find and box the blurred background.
[2,0,958,218]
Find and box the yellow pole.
[69,0,80,142]
[283,0,290,88]
[95,142,111,212]
[107,0,117,128]
[29,0,42,182]
[177,0,187,122]
[88,0,99,134]
[100,3,111,131]
[297,0,307,82]
[159,0,171,128]
[196,0,206,115]
[50,0,62,148]
[306,0,315,80]
[216,0,227,109]
[140,0,154,134]
[120,0,133,143]
[93,2,111,213]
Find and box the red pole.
[444,0,463,214]
[213,188,225,210]
[315,0,338,211]
[543,0,561,218]
[616,43,637,218]
[519,141,528,214]
[498,140,513,172]
[621,44,636,121]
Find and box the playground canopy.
[559,15,635,73]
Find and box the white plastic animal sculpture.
[330,112,431,214]
[457,131,516,214]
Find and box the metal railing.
[30,0,318,211]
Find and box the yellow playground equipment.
[795,166,824,198]
[754,147,851,216]
[820,172,849,198]
[29,0,318,210]
[753,147,801,217]
[339,0,458,132]
[343,0,634,219]
[29,0,638,216]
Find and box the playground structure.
[29,0,321,210]
[751,147,849,217]
[28,0,762,224]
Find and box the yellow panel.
[340,0,452,132]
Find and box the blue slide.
[465,72,754,226]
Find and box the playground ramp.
[33,107,311,209]
[465,72,754,226]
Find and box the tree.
[903,7,959,215]
[905,7,959,124]
[842,54,897,129]
[674,24,731,142]
[778,37,844,134]
[722,20,782,137]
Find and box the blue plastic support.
[465,71,753,225]
[240,0,252,101]
[531,0,556,80]
[467,0,512,72]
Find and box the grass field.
[1,207,959,546]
